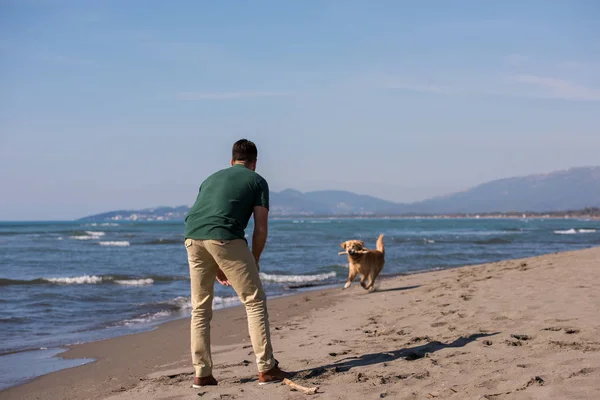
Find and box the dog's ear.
[340,241,347,249]
[357,240,365,248]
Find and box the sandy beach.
[2,246,599,400]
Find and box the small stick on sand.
[283,378,319,395]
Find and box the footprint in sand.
[568,367,595,378]
[431,322,447,328]
[542,326,562,332]
[328,350,350,357]
[517,376,544,390]
[505,339,523,347]
[549,341,600,351]
[518,262,529,271]
[408,336,433,344]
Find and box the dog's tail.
[376,234,385,254]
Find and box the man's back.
[185,164,269,241]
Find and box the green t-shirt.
[184,164,269,240]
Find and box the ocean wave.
[71,232,105,240]
[213,296,241,307]
[115,295,238,327]
[158,295,238,310]
[120,310,172,326]
[70,235,96,240]
[84,223,119,227]
[0,274,186,286]
[85,231,105,236]
[474,238,513,245]
[164,296,192,311]
[45,275,104,284]
[142,238,182,245]
[554,228,597,235]
[114,278,153,286]
[0,278,47,286]
[1,229,105,238]
[99,241,130,247]
[259,271,336,283]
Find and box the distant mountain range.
[77,166,600,221]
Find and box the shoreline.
[1,278,345,399]
[0,262,471,361]
[2,246,599,399]
[0,255,534,374]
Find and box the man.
[184,139,289,388]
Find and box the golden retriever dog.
[338,234,385,292]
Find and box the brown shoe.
[258,364,290,385]
[192,375,218,388]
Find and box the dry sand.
[2,247,599,400]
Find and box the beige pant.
[185,238,276,378]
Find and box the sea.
[0,218,598,389]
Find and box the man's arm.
[252,205,268,270]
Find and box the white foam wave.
[167,296,192,310]
[554,228,596,235]
[45,275,104,284]
[99,241,130,247]
[85,231,105,236]
[71,235,101,240]
[122,310,172,326]
[121,296,239,327]
[114,278,153,286]
[101,223,119,226]
[213,296,241,307]
[259,271,336,283]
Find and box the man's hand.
[216,268,231,286]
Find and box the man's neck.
[232,161,254,170]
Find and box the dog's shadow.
[297,332,499,378]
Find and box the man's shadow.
[297,332,499,378]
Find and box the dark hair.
[232,139,258,162]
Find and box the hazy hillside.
[270,189,402,215]
[406,166,600,213]
[77,166,600,221]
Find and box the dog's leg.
[367,280,376,293]
[343,270,357,289]
[359,274,369,290]
[366,267,383,292]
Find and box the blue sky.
[1,0,599,220]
